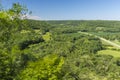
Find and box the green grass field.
[112,40,120,45]
[97,50,120,58]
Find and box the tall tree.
[8,2,28,19]
[0,3,30,80]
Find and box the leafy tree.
[17,54,64,80]
[8,2,28,19]
[0,2,31,80]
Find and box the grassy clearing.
[101,39,110,45]
[112,40,120,45]
[97,50,120,58]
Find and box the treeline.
[48,20,120,42]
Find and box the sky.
[1,0,120,20]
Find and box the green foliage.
[1,4,120,80]
[42,32,52,41]
[8,2,28,19]
[0,3,29,42]
[47,20,120,80]
[0,2,35,80]
[17,54,64,80]
[27,20,50,34]
[0,11,10,19]
[0,49,10,80]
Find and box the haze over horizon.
[1,0,120,20]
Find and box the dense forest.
[1,3,120,80]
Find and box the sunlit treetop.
[0,2,30,20]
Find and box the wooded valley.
[1,3,120,80]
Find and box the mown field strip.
[97,50,120,58]
[78,31,120,49]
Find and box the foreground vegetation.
[1,3,120,80]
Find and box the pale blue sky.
[1,0,120,20]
